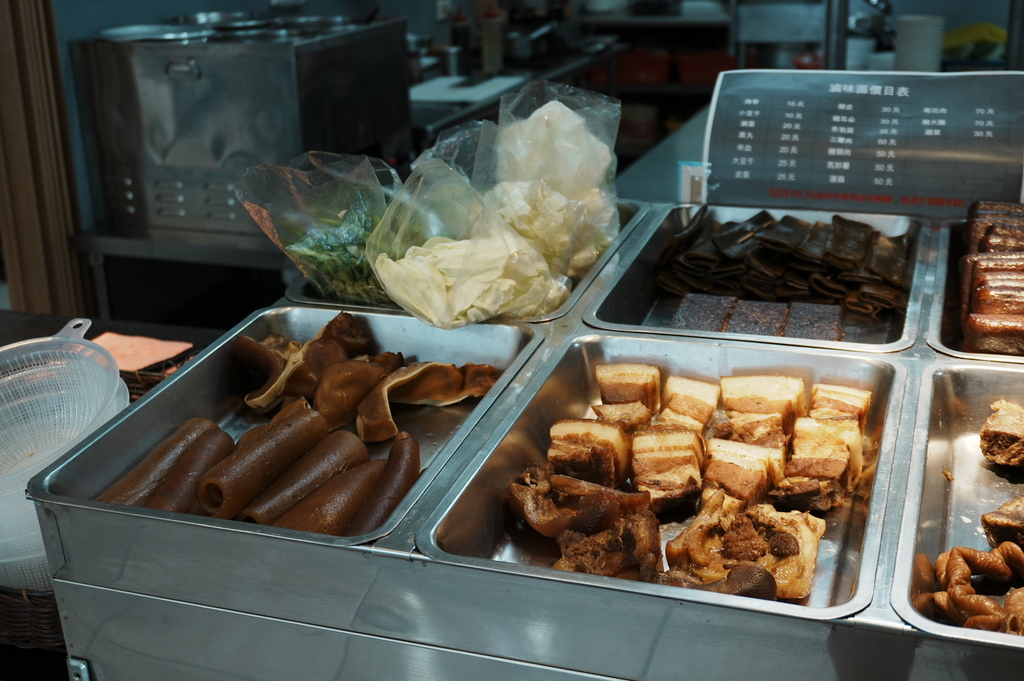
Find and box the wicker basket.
[121,350,199,402]
[0,587,65,652]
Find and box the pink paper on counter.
[92,332,194,372]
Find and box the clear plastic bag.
[418,80,622,282]
[490,80,621,279]
[365,158,570,329]
[236,152,401,305]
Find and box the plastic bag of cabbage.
[365,158,570,329]
[372,80,621,328]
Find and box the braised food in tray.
[655,206,911,341]
[913,400,1024,637]
[507,362,874,604]
[956,200,1024,355]
[97,312,499,538]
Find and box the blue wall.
[53,0,1016,230]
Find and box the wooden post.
[0,0,93,315]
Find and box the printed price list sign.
[703,70,1024,217]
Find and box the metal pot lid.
[172,11,273,30]
[212,27,308,42]
[274,15,352,29]
[97,24,217,42]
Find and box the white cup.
[867,51,896,71]
[845,36,876,71]
[895,14,946,72]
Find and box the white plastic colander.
[0,318,129,590]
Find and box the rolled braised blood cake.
[237,429,370,524]
[344,432,422,536]
[145,428,236,513]
[272,459,387,535]
[97,417,220,506]
[196,408,329,519]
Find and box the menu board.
[702,70,1024,217]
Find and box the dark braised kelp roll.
[824,215,874,271]
[712,211,775,260]
[656,204,713,267]
[866,232,910,288]
[654,208,912,335]
[756,214,813,253]
[795,221,832,264]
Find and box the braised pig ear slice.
[356,362,500,442]
[507,462,651,539]
[281,312,376,401]
[233,334,308,413]
[388,362,499,406]
[313,360,390,431]
[304,312,372,375]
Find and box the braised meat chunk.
[507,462,651,539]
[553,510,662,582]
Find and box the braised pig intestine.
[922,542,1024,634]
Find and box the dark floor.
[0,644,68,681]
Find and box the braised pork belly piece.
[595,363,662,411]
[701,438,786,508]
[591,401,653,432]
[547,418,632,488]
[630,425,705,512]
[658,375,720,432]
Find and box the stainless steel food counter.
[28,203,1024,680]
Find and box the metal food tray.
[27,305,540,603]
[926,223,1024,364]
[285,200,648,323]
[416,330,907,624]
[584,204,931,353]
[892,360,1024,650]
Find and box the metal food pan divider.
[584,203,931,354]
[285,200,648,323]
[415,329,909,623]
[26,305,542,615]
